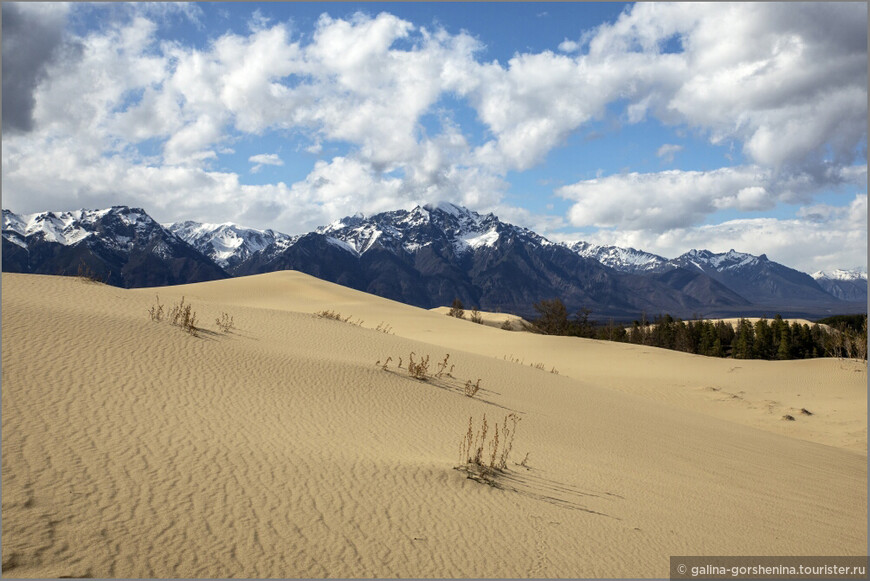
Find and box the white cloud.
[1,3,865,273]
[557,164,866,232]
[656,143,683,163]
[558,39,580,53]
[571,194,867,275]
[249,153,284,173]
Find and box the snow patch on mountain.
[811,268,868,281]
[565,241,668,272]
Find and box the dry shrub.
[500,319,513,331]
[315,310,363,326]
[215,312,235,333]
[458,413,521,475]
[148,294,164,322]
[448,298,465,319]
[470,307,484,324]
[408,352,430,380]
[435,354,451,378]
[169,296,199,336]
[464,378,481,398]
[375,322,394,334]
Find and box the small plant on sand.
[500,319,513,331]
[448,298,465,319]
[464,378,481,398]
[435,354,451,378]
[470,307,484,324]
[215,312,235,333]
[458,413,521,481]
[168,296,199,337]
[315,310,363,326]
[148,294,165,322]
[408,352,430,380]
[375,322,394,334]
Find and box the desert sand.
[2,271,866,578]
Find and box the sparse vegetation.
[315,310,363,326]
[500,319,513,331]
[435,354,452,378]
[215,312,235,333]
[458,413,521,480]
[408,352,430,380]
[168,296,199,337]
[148,294,164,321]
[375,322,394,334]
[470,307,484,324]
[464,378,481,398]
[448,298,465,319]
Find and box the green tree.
[448,298,465,319]
[531,298,569,335]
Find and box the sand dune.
[2,271,866,578]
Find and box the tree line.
[523,298,868,361]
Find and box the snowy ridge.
[811,268,868,281]
[167,221,295,267]
[3,207,162,251]
[565,241,667,272]
[316,202,530,258]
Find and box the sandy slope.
[2,272,866,578]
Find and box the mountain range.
[3,203,866,320]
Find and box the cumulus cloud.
[0,3,865,272]
[557,164,866,232]
[584,2,868,171]
[249,153,284,173]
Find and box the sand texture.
[2,272,866,578]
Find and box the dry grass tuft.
[315,310,363,326]
[408,352,430,380]
[435,354,451,378]
[458,413,521,480]
[500,319,513,331]
[148,294,164,322]
[464,378,481,398]
[470,307,484,324]
[215,312,235,333]
[375,322,394,334]
[168,296,199,337]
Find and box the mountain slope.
[232,203,750,318]
[811,268,868,302]
[666,249,838,307]
[166,221,296,269]
[2,207,228,288]
[565,241,668,273]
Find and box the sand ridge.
[2,272,866,578]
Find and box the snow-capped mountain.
[2,207,227,287]
[229,202,752,317]
[167,221,296,269]
[565,241,668,273]
[811,268,868,281]
[811,268,868,302]
[3,203,863,318]
[666,249,835,306]
[315,202,549,257]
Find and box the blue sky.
[2,2,867,273]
